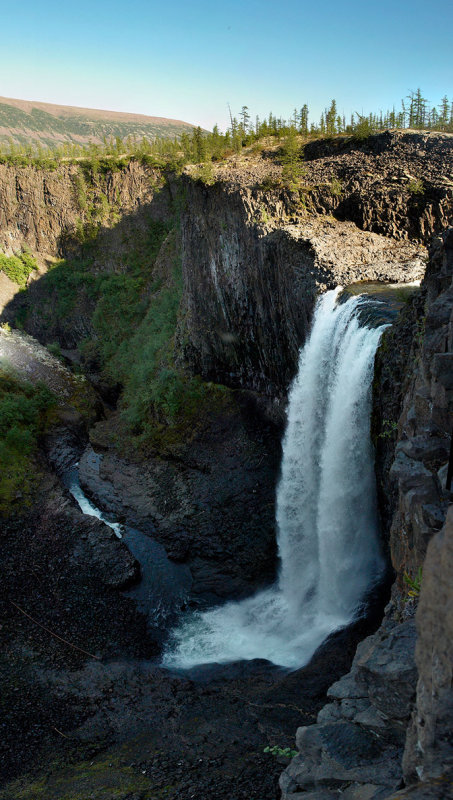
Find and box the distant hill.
[0,96,196,148]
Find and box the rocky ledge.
[281,616,417,799]
[77,388,282,599]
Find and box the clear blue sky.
[1,0,452,130]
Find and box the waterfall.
[162,288,386,669]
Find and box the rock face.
[179,131,452,396]
[374,228,453,583]
[78,391,282,599]
[0,467,154,781]
[179,183,425,396]
[403,505,453,785]
[0,159,169,258]
[0,159,174,345]
[303,130,453,242]
[280,617,417,799]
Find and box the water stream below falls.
[162,287,389,669]
[62,466,192,641]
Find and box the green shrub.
[193,162,215,185]
[72,172,87,210]
[257,175,282,190]
[0,250,38,287]
[0,374,56,512]
[378,418,398,439]
[46,342,64,360]
[407,178,424,195]
[403,566,422,599]
[280,129,304,189]
[329,178,343,196]
[264,745,298,759]
[256,206,270,224]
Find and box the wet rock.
[76,517,140,590]
[282,720,402,796]
[386,773,453,798]
[354,620,417,722]
[398,434,450,466]
[374,228,453,583]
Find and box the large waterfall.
[162,288,386,669]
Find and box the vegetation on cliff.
[14,200,225,452]
[0,250,38,287]
[0,370,55,512]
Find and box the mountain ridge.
[0,95,196,148]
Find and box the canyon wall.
[303,129,452,241]
[178,188,424,396]
[179,130,451,394]
[0,159,170,257]
[0,159,173,335]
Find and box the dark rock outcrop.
[280,617,417,799]
[78,391,282,599]
[0,159,170,258]
[302,129,453,242]
[0,470,154,782]
[403,505,453,785]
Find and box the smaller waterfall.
[162,288,386,669]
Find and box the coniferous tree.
[281,126,303,188]
[239,106,250,136]
[439,96,449,129]
[325,100,337,135]
[192,126,206,162]
[299,105,309,136]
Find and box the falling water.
[162,288,386,669]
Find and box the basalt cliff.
[0,130,452,800]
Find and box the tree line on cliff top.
[0,88,451,171]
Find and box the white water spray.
[163,289,386,669]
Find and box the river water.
[62,465,192,642]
